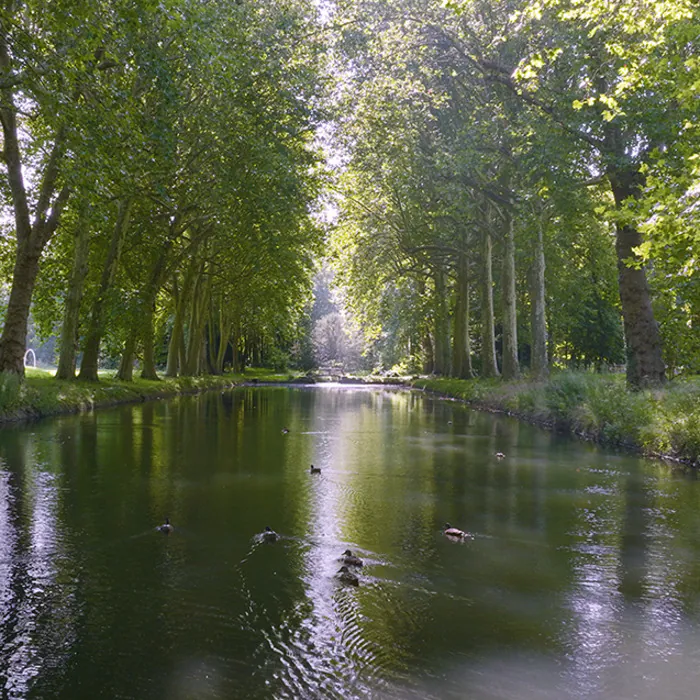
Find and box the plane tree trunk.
[501,208,519,380]
[530,213,548,380]
[78,197,133,381]
[56,206,91,380]
[452,252,474,379]
[0,50,69,374]
[608,167,666,388]
[481,227,500,378]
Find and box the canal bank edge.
[0,370,294,425]
[410,374,700,470]
[3,370,698,470]
[0,369,404,425]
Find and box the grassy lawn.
[0,368,299,423]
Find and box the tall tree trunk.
[252,333,261,367]
[165,278,183,377]
[1,248,42,376]
[182,264,209,376]
[0,49,69,374]
[452,252,474,379]
[165,261,197,377]
[501,210,520,380]
[140,301,159,380]
[609,169,666,388]
[481,228,500,378]
[140,247,172,381]
[199,326,211,375]
[78,197,133,381]
[433,268,450,375]
[116,333,136,381]
[231,318,242,373]
[207,305,217,374]
[530,214,548,380]
[215,304,233,374]
[56,206,91,380]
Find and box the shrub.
[585,380,653,444]
[544,372,591,424]
[0,371,21,412]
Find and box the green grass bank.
[0,367,294,424]
[5,368,699,467]
[412,373,700,467]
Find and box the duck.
[157,517,173,534]
[335,565,359,586]
[495,452,506,460]
[341,549,363,567]
[281,427,290,435]
[261,526,278,543]
[443,522,471,539]
[309,464,321,474]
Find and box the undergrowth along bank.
[0,368,293,424]
[412,373,700,467]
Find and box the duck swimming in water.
[341,549,363,567]
[443,522,471,539]
[261,526,278,543]
[157,517,173,534]
[495,452,506,460]
[309,464,321,474]
[281,427,290,435]
[336,565,359,586]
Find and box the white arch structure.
[23,349,36,369]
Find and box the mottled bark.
[231,319,242,373]
[530,216,548,380]
[214,305,233,374]
[0,41,69,374]
[251,334,261,367]
[116,333,136,381]
[452,252,474,379]
[419,333,432,373]
[165,279,183,377]
[56,208,91,379]
[78,197,133,381]
[140,302,159,380]
[481,229,500,378]
[609,170,666,388]
[140,246,172,381]
[165,263,197,377]
[1,250,41,375]
[501,210,519,380]
[182,264,210,376]
[433,268,450,375]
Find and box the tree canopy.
[1,0,698,387]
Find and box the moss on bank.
[0,368,294,424]
[412,373,700,467]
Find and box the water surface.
[1,385,700,699]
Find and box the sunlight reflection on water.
[2,387,700,699]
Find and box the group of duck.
[261,524,364,586]
[155,432,493,582]
[157,519,366,587]
[156,519,471,587]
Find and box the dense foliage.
[329,0,700,386]
[1,0,327,379]
[1,0,698,388]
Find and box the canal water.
[1,385,700,699]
